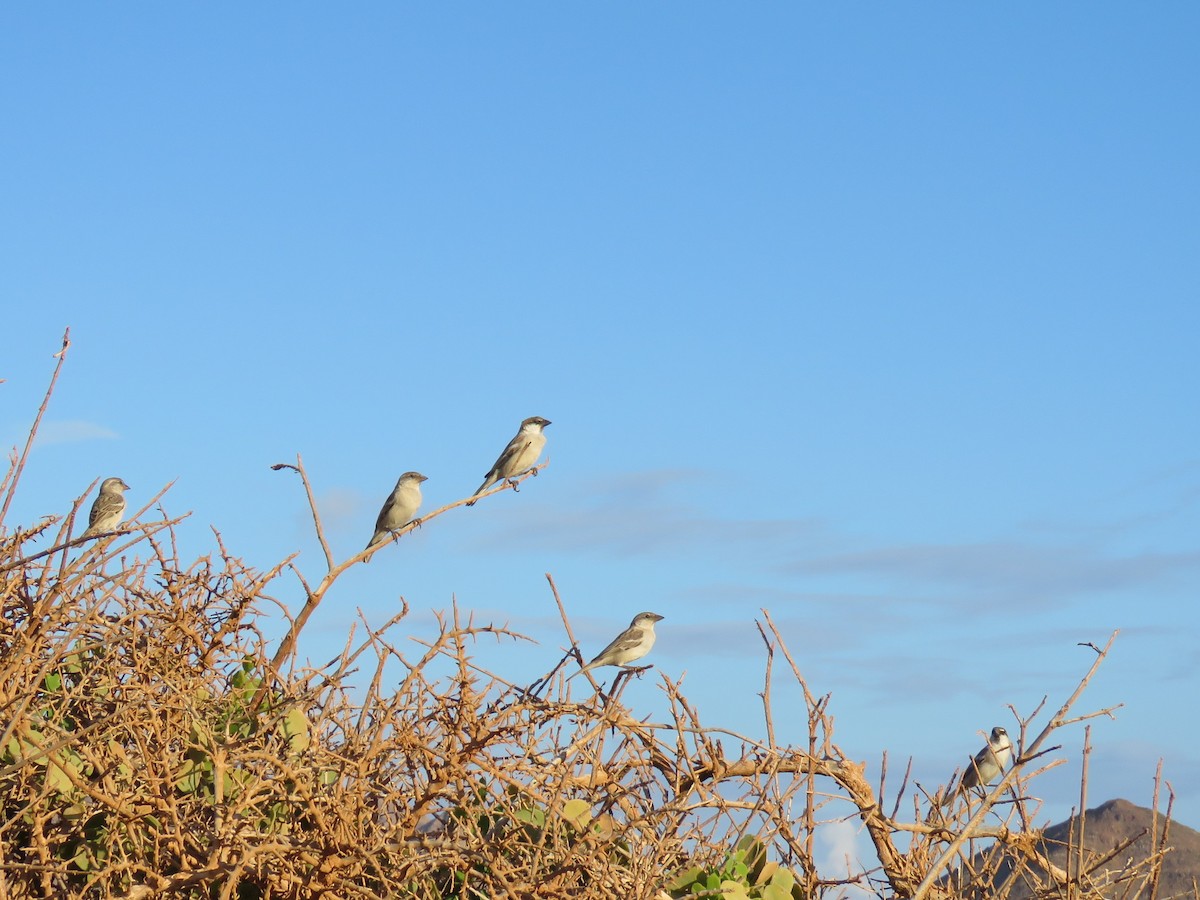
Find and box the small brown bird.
[82,477,131,538]
[466,416,551,506]
[569,612,664,680]
[364,472,428,560]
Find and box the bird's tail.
[363,533,386,558]
[465,477,494,507]
[567,662,596,682]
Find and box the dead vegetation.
[0,333,1187,899]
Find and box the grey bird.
[364,472,428,560]
[569,612,665,680]
[944,726,1014,805]
[466,416,551,506]
[81,477,131,538]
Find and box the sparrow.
[944,726,1013,805]
[466,416,551,506]
[81,477,131,538]
[569,612,664,680]
[364,472,427,560]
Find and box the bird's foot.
[507,478,520,492]
[410,517,423,530]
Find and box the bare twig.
[0,328,70,525]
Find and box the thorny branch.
[263,455,550,699]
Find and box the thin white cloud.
[788,541,1200,600]
[466,468,827,559]
[27,419,119,446]
[317,487,368,535]
[464,469,1200,610]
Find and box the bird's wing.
[486,435,531,477]
[373,495,396,532]
[959,748,990,790]
[89,494,123,528]
[592,626,644,661]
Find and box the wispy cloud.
[787,541,1200,601]
[317,488,367,534]
[466,470,1200,607]
[467,468,827,559]
[19,419,119,447]
[286,488,370,547]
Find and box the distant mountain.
[957,798,1198,899]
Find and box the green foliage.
[667,836,806,900]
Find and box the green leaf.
[762,868,796,900]
[755,861,779,885]
[45,761,73,794]
[720,857,749,881]
[513,806,546,829]
[279,707,311,753]
[223,765,253,798]
[46,747,85,796]
[664,867,704,893]
[176,757,206,794]
[737,835,767,881]
[561,798,592,829]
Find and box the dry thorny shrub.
[0,335,1185,899]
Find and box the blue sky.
[4,2,1199,850]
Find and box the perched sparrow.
[944,726,1013,805]
[466,416,550,506]
[82,477,131,538]
[569,612,664,680]
[364,472,427,560]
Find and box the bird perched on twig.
[569,612,664,680]
[81,477,131,539]
[364,472,427,560]
[943,726,1013,805]
[466,416,551,506]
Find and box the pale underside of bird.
[466,416,551,506]
[944,726,1014,805]
[364,472,428,561]
[569,612,665,681]
[81,477,131,539]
